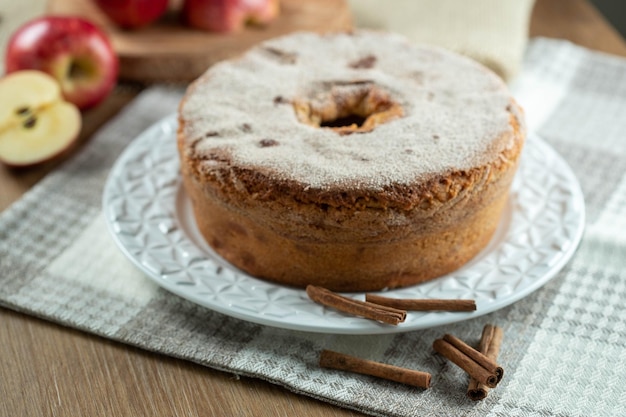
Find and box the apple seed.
[23,117,37,129]
[15,106,31,116]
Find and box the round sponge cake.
[177,31,525,292]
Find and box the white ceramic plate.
[103,114,585,334]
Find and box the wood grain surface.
[46,0,352,82]
[1,1,626,416]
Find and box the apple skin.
[183,0,280,32]
[94,0,169,29]
[5,16,118,111]
[244,0,280,25]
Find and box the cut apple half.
[0,70,81,167]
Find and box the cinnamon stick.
[365,294,477,312]
[319,349,431,389]
[306,285,406,325]
[432,333,503,388]
[443,333,503,382]
[467,324,504,401]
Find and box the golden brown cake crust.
[177,31,526,291]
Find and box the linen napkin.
[2,38,626,417]
[347,0,536,81]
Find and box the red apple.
[183,0,280,32]
[5,16,118,110]
[0,71,81,167]
[94,0,169,29]
[244,0,280,26]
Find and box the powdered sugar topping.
[180,31,517,190]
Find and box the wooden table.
[2,1,626,415]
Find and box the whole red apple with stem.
[183,0,280,33]
[5,16,119,111]
[94,0,169,29]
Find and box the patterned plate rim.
[103,114,585,334]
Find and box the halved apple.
[0,70,81,167]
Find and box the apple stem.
[68,60,90,80]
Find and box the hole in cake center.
[320,114,368,129]
[293,81,404,135]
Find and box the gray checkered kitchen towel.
[2,38,626,416]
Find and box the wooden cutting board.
[47,0,353,83]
